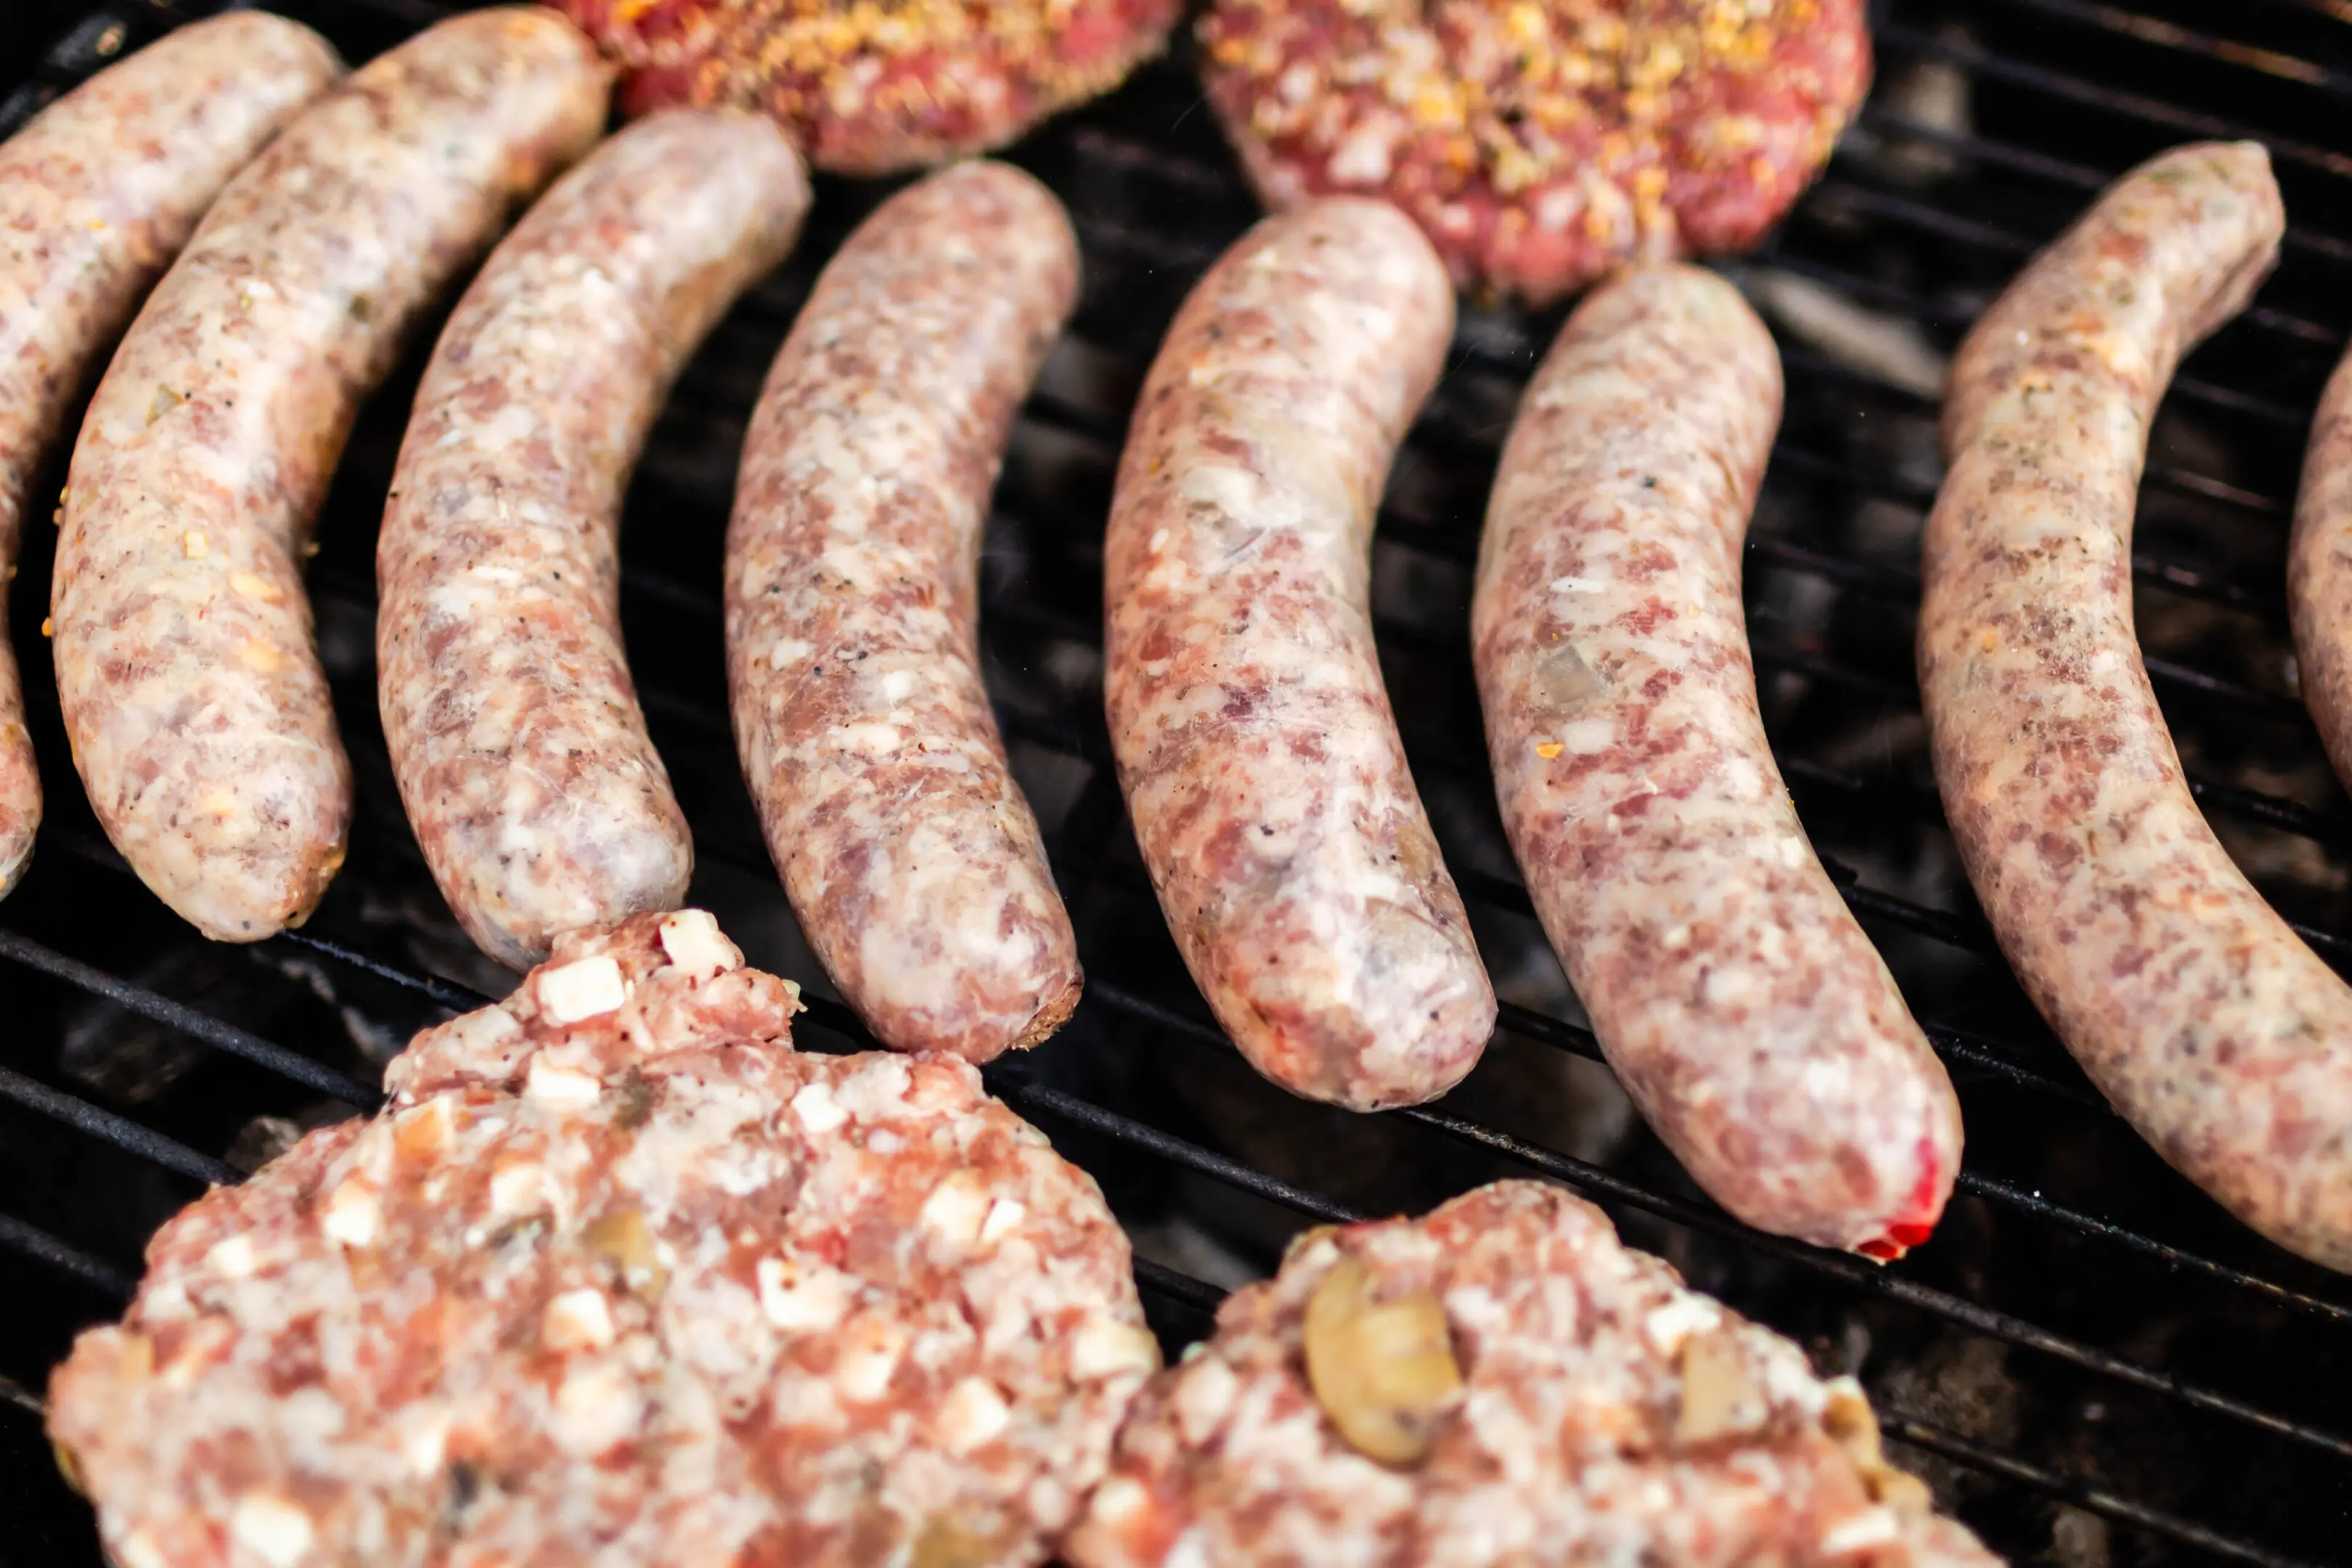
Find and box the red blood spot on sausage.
[1855,1138,1947,1261]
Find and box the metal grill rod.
[1881,1417,2325,1568]
[1060,171,2332,433]
[979,465,2334,865]
[1876,22,2352,181]
[1754,449,2286,617]
[1013,1063,2352,1482]
[0,1214,131,1301]
[1982,0,2352,97]
[0,1064,238,1190]
[0,722,2179,1127]
[0,930,377,1108]
[986,284,2324,730]
[276,931,477,1013]
[1140,492,2327,842]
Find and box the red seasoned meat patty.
[552,0,1183,173]
[1199,0,1870,302]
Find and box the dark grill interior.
[8,1,2352,1563]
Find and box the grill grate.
[7,1,2352,1564]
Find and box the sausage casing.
[1916,143,2352,1270]
[0,13,342,897]
[379,109,809,971]
[1474,264,1961,1257]
[2291,342,2352,796]
[725,161,1082,1062]
[52,8,609,941]
[1103,198,1495,1111]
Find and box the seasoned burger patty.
[1066,1181,1998,1568]
[1199,0,1870,302]
[552,0,1183,173]
[49,911,1159,1568]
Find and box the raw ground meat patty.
[1064,1181,1998,1568]
[552,0,1183,173]
[48,910,1159,1568]
[1199,0,1871,302]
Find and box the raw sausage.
[2290,343,2352,794]
[53,9,610,942]
[379,108,809,971]
[0,13,342,898]
[1918,143,2352,1270]
[1103,198,1494,1112]
[1474,264,1961,1257]
[725,160,1082,1062]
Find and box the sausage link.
[1917,144,2352,1269]
[53,9,610,942]
[0,14,342,897]
[725,162,1082,1061]
[2291,348,2352,795]
[1103,198,1494,1111]
[379,110,808,971]
[1473,265,1961,1257]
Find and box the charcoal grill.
[8,1,2352,1562]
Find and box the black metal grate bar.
[274,930,479,1013]
[1984,0,2352,96]
[1876,21,2352,181]
[0,1065,238,1191]
[1855,107,2352,264]
[1948,1170,2352,1326]
[0,929,380,1108]
[1129,1254,1230,1318]
[1880,1418,2328,1568]
[0,1214,131,1302]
